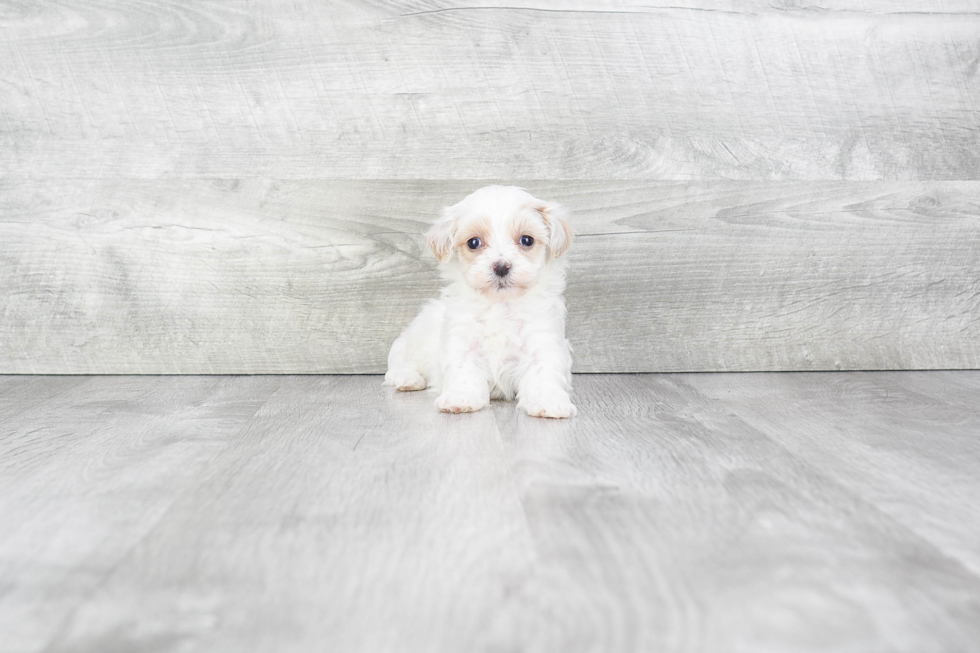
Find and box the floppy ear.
[535,201,575,258]
[425,205,460,262]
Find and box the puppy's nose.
[492,260,511,277]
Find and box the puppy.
[384,185,576,418]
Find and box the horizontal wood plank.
[1,179,976,373]
[2,1,979,180]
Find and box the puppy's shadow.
[491,398,578,441]
[384,385,436,410]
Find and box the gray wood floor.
[1,372,979,653]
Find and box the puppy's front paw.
[521,392,577,419]
[435,391,488,414]
[384,369,427,392]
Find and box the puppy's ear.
[425,205,460,262]
[535,201,575,258]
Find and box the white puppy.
[384,185,576,418]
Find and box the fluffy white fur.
[384,185,577,418]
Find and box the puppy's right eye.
[467,237,482,250]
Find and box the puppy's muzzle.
[492,260,511,277]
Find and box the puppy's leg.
[518,371,576,418]
[384,301,443,392]
[435,360,490,413]
[517,336,576,419]
[384,333,427,391]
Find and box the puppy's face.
[426,186,574,299]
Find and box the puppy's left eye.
[467,237,482,250]
[519,235,534,247]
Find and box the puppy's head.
[426,186,574,298]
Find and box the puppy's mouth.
[488,277,528,295]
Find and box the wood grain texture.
[2,1,979,180]
[2,179,977,373]
[490,373,980,652]
[3,1,978,372]
[0,375,281,653]
[693,371,980,576]
[0,375,89,420]
[38,376,536,653]
[2,372,979,652]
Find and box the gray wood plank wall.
[2,1,978,373]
